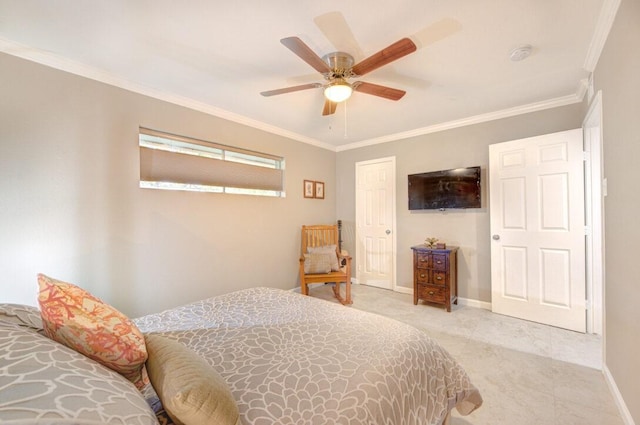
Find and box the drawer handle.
[436,276,443,280]
[428,291,435,295]
[436,260,443,264]
[420,258,426,262]
[420,274,426,278]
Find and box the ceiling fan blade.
[353,82,406,101]
[280,37,331,74]
[322,99,337,116]
[411,18,462,49]
[260,83,322,97]
[313,11,364,60]
[351,38,417,77]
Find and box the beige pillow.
[145,334,240,425]
[307,245,340,271]
[303,252,332,274]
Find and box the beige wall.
[336,105,584,302]
[0,53,337,317]
[593,0,640,422]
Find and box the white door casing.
[355,157,396,290]
[583,91,605,335]
[489,129,586,332]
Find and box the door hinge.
[584,226,591,235]
[583,151,589,161]
[585,299,592,311]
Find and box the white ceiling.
[0,0,613,150]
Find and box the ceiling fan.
[260,36,417,116]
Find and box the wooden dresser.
[411,245,458,312]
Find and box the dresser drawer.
[432,254,447,270]
[432,271,448,286]
[418,284,446,303]
[416,269,431,284]
[416,252,431,269]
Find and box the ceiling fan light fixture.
[324,80,353,102]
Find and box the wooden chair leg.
[345,280,352,304]
[332,281,353,305]
[299,263,309,296]
[333,283,342,302]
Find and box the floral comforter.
[135,287,482,425]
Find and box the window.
[139,128,285,197]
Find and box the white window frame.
[139,128,285,197]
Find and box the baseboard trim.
[381,285,493,309]
[457,297,492,310]
[298,282,493,311]
[603,364,636,425]
[393,286,412,295]
[390,286,492,310]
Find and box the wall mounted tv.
[408,166,481,210]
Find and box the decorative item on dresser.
[411,245,458,312]
[424,237,438,248]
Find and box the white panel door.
[355,157,396,290]
[490,129,586,332]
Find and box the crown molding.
[583,0,621,72]
[0,37,334,151]
[336,91,585,152]
[0,36,590,154]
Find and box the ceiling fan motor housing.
[322,52,355,79]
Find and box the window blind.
[139,128,284,195]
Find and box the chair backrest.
[301,225,340,255]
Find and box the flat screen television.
[408,166,481,210]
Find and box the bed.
[1,285,481,425]
[135,287,482,425]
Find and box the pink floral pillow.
[37,273,148,389]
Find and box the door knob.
[492,234,500,240]
[386,229,391,235]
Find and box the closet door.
[356,157,396,290]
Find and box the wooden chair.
[299,224,352,305]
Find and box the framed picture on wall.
[304,180,315,198]
[314,181,325,199]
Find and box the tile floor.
[308,283,624,425]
